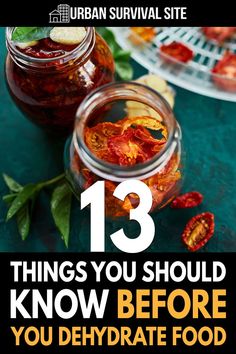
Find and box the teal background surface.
[0,27,236,252]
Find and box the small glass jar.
[5,27,115,135]
[66,82,183,217]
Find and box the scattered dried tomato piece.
[160,42,194,63]
[212,51,236,92]
[202,27,236,43]
[182,212,215,252]
[171,191,203,209]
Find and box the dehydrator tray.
[111,27,236,102]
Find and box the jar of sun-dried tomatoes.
[65,82,183,217]
[5,27,115,135]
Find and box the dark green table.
[0,27,236,252]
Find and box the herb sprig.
[96,28,133,80]
[12,27,53,42]
[2,173,72,247]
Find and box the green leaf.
[2,193,17,205]
[115,61,134,81]
[99,28,120,54]
[51,181,72,248]
[2,174,22,192]
[96,28,133,81]
[2,172,69,244]
[16,202,31,241]
[12,27,53,42]
[114,49,131,62]
[6,184,39,221]
[96,27,115,40]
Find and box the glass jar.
[65,82,183,217]
[5,27,115,135]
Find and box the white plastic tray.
[110,27,236,102]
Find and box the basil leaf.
[97,28,120,55]
[2,193,17,205]
[2,174,22,192]
[16,202,31,241]
[114,49,131,62]
[6,184,39,221]
[51,181,72,248]
[96,27,114,40]
[12,27,53,42]
[96,27,133,81]
[115,61,134,81]
[97,27,116,45]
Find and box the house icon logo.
[49,4,70,23]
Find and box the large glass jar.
[5,27,115,134]
[66,82,183,217]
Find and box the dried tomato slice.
[130,27,156,44]
[160,153,180,176]
[108,128,149,166]
[171,191,203,209]
[134,126,166,156]
[85,122,121,151]
[148,153,180,190]
[85,116,168,166]
[84,122,122,163]
[212,51,236,92]
[105,180,134,217]
[160,42,194,63]
[202,27,236,43]
[84,127,107,151]
[120,116,168,139]
[149,153,181,192]
[133,126,159,143]
[81,168,96,189]
[105,180,116,192]
[182,212,215,252]
[71,151,81,174]
[156,171,181,192]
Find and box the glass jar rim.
[6,27,95,67]
[73,81,181,182]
